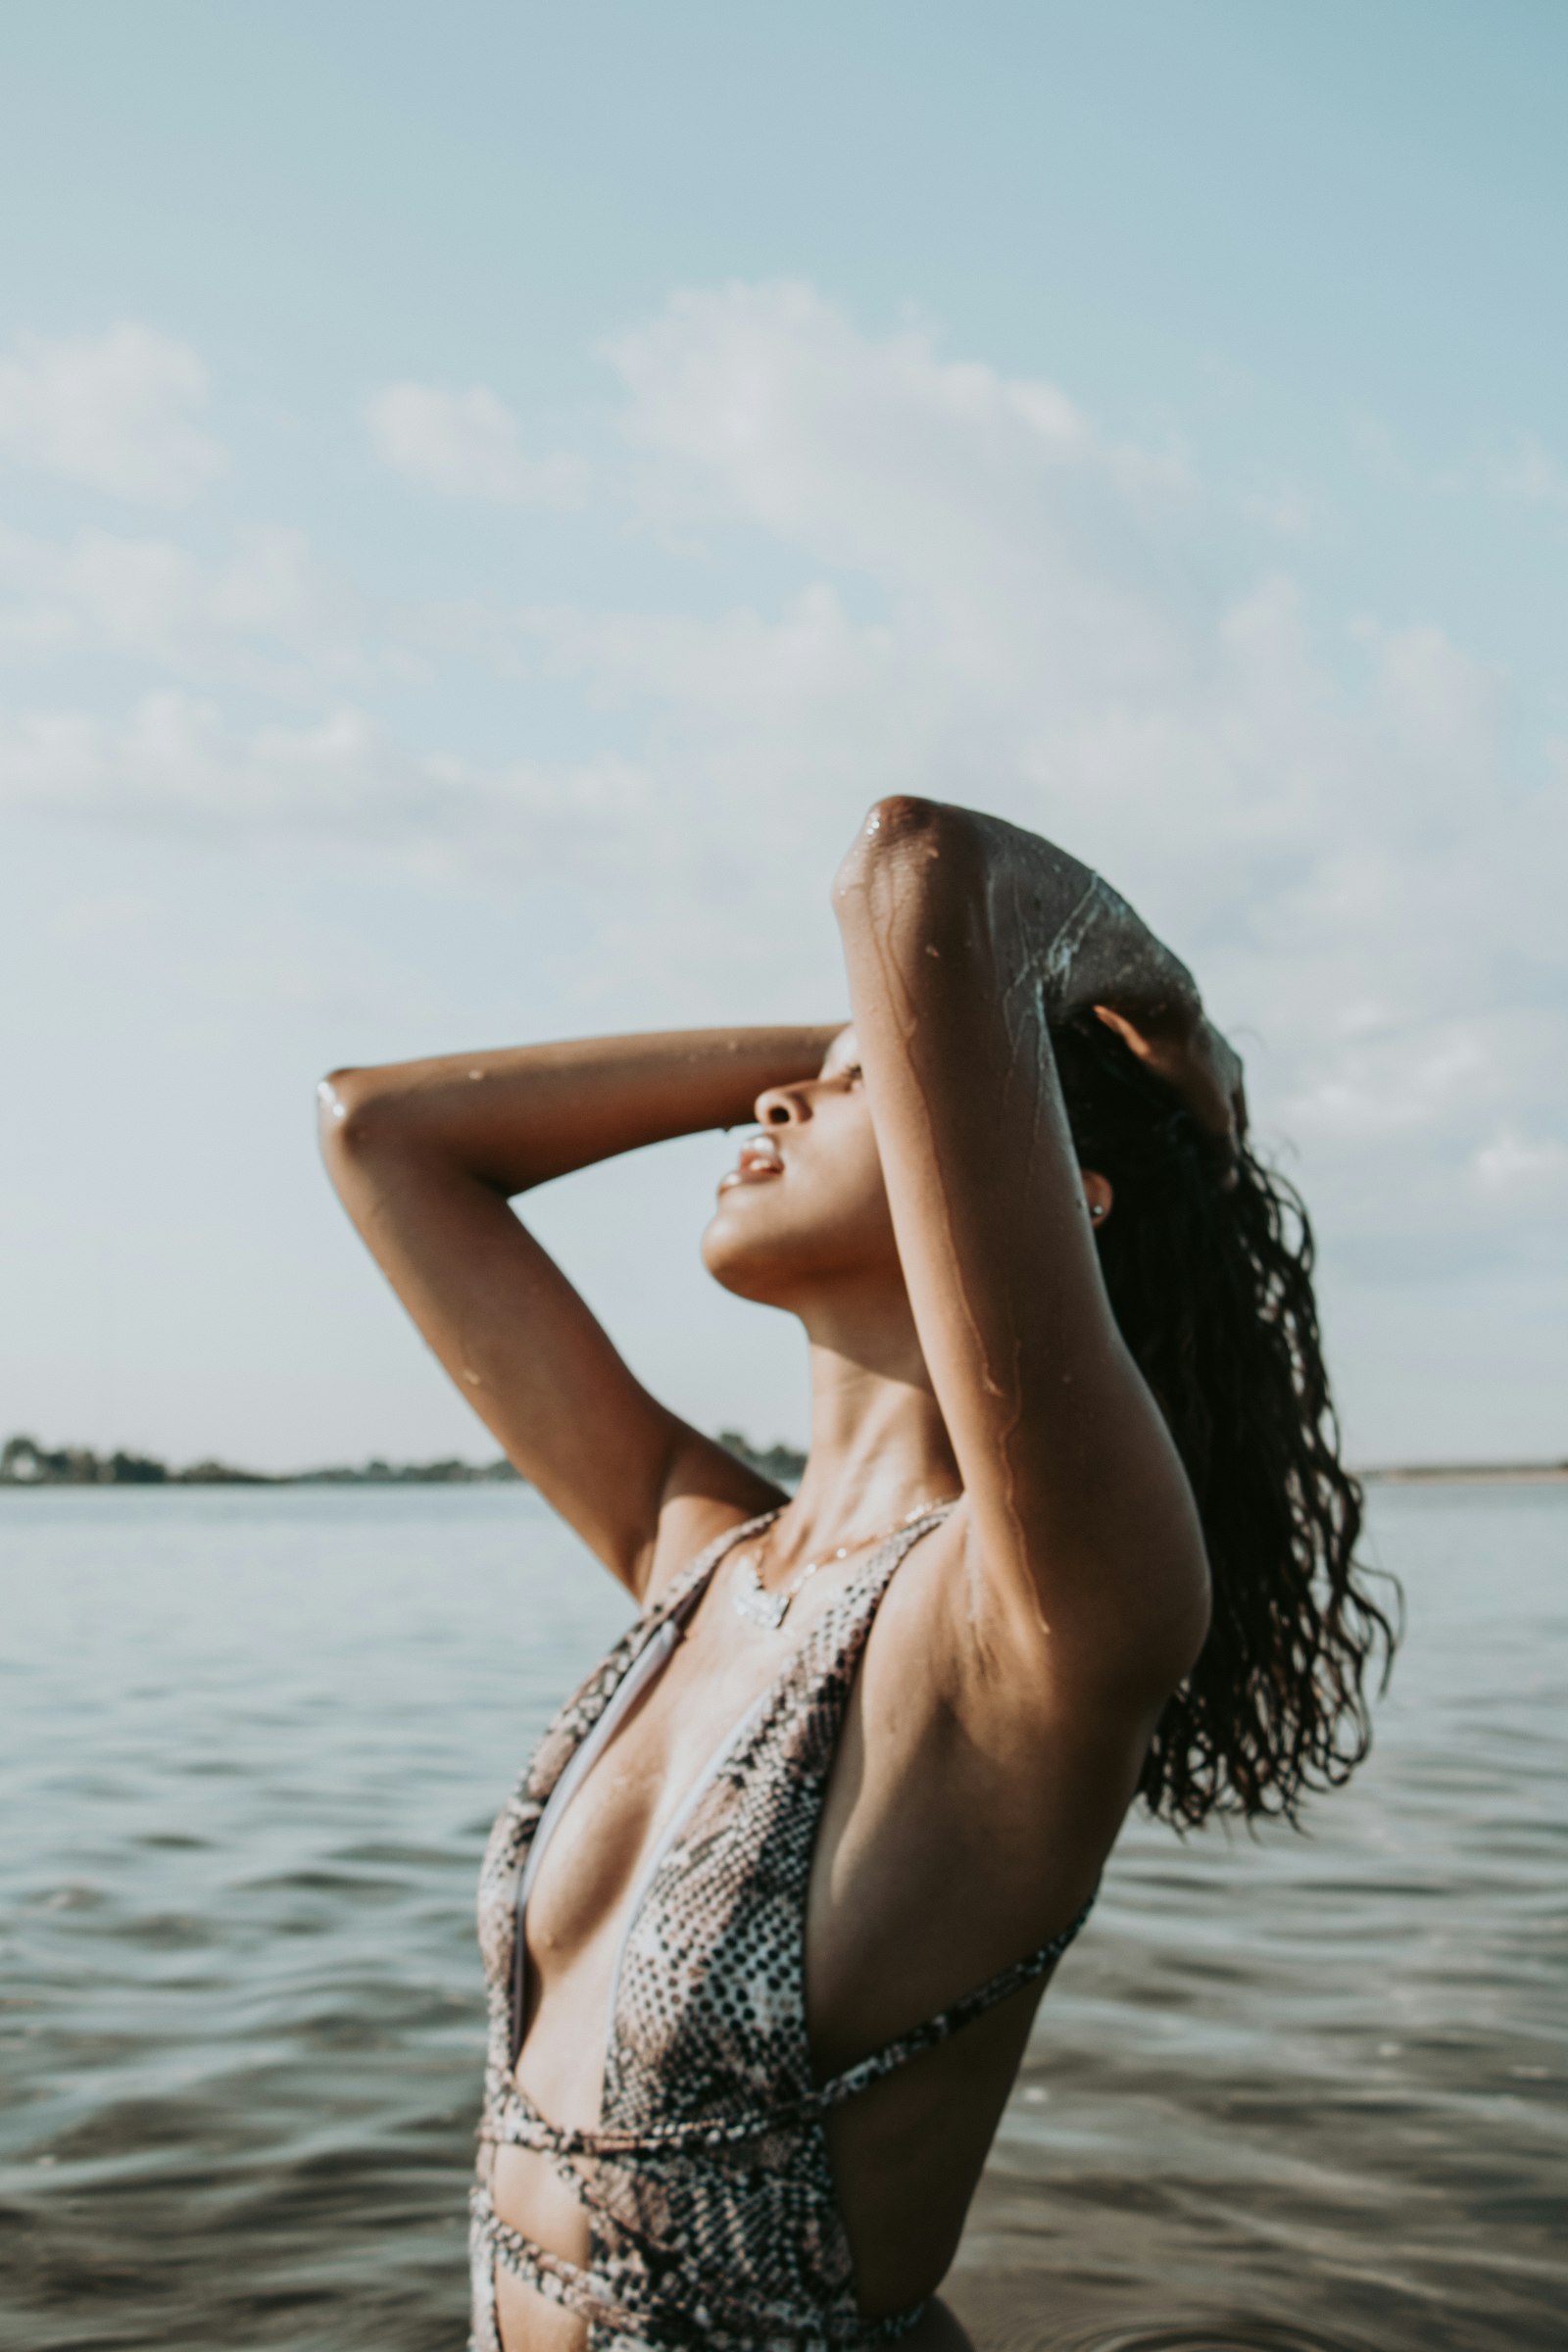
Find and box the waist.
[471,2179,931,2350]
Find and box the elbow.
[865,792,936,831]
[317,1066,355,1125]
[859,794,952,855]
[316,1064,391,1161]
[834,796,978,925]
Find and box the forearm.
[835,800,1182,1576]
[837,796,1239,1164]
[319,1024,841,1195]
[954,808,1200,1036]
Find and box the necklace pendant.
[732,1559,792,1630]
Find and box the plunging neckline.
[471,1497,1099,2352]
[511,1510,787,2077]
[510,1503,942,2108]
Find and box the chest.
[521,1599,794,1971]
[506,1548,968,2103]
[487,1525,1085,2130]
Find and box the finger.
[1091,1004,1148,1055]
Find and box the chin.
[701,1190,902,1311]
[701,1207,796,1307]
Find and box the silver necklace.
[730,1496,959,1631]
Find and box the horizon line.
[1,1432,1564,1490]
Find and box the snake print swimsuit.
[471,1504,1094,2350]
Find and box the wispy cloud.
[0,324,227,505]
[366,381,586,505]
[0,522,384,695]
[1475,1126,1568,1200]
[6,286,1563,1281]
[0,688,650,871]
[1488,432,1568,514]
[607,280,1190,575]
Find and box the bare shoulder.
[638,1427,789,1606]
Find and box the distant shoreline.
[0,1429,806,1490]
[1357,1461,1568,1486]
[2,1432,1563,1491]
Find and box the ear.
[1080,1168,1113,1230]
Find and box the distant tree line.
[2,1429,808,1488]
[1,1436,233,1485]
[717,1430,807,1484]
[0,1434,520,1487]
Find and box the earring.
[1090,1202,1105,1220]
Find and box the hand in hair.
[1092,1004,1249,1179]
[882,804,1247,1173]
[837,794,1398,1827]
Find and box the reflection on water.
[1044,2330,1367,2352]
[1047,2333,1369,2351]
[0,1485,1563,2351]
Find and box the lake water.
[0,1484,1562,2352]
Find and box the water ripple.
[1,1483,1564,2351]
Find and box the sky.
[0,0,1563,1472]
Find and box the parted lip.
[718,1132,785,1191]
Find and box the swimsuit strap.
[508,1508,784,2063]
[804,1883,1098,2112]
[482,1883,1095,2161]
[470,2181,930,2349]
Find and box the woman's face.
[702,1026,903,1308]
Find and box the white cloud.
[366,381,585,504]
[606,281,1189,648]
[9,283,1564,1296]
[493,285,1562,1265]
[1489,433,1568,514]
[1241,476,1314,538]
[0,522,383,694]
[0,689,650,874]
[0,324,227,505]
[1475,1128,1568,1200]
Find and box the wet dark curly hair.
[1052,1009,1400,1831]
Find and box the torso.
[482,1502,1141,2352]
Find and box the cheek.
[837,1129,895,1240]
[800,1115,899,1266]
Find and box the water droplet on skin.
[317,1080,346,1122]
[467,1069,485,1081]
[463,1368,482,1387]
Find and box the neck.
[776,1295,960,1562]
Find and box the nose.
[754,1081,811,1128]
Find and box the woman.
[318,798,1394,2352]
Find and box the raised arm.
[318,1025,838,1596]
[834,799,1228,1694]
